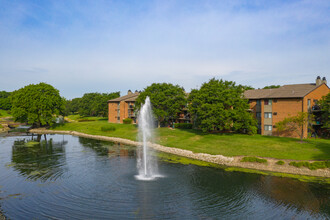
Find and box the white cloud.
[0,0,329,98]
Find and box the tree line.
[1,80,329,136]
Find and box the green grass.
[52,120,138,141]
[240,157,267,163]
[66,114,107,121]
[50,119,330,161]
[100,125,116,132]
[276,160,285,165]
[289,161,330,170]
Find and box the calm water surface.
[0,134,329,219]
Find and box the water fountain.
[135,97,159,180]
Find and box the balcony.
[310,105,323,112]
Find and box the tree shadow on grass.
[312,141,330,161]
[174,128,235,137]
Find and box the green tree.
[318,92,330,132]
[64,97,82,115]
[276,112,311,141]
[11,83,64,127]
[263,85,280,89]
[0,91,12,110]
[188,78,257,134]
[135,83,187,127]
[79,92,120,117]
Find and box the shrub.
[101,125,116,132]
[78,118,96,122]
[174,123,193,129]
[241,157,267,163]
[123,118,133,124]
[289,161,330,170]
[276,160,285,165]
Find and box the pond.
[0,134,329,219]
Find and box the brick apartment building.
[244,76,329,138]
[108,90,140,124]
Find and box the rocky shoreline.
[29,129,330,178]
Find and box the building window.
[264,99,272,105]
[264,112,272,118]
[256,112,261,118]
[256,100,261,105]
[264,125,272,131]
[307,99,311,109]
[273,112,277,115]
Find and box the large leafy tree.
[135,83,187,127]
[188,78,257,134]
[11,83,64,127]
[263,85,280,89]
[78,92,120,117]
[0,91,12,110]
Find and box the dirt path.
[29,129,330,178]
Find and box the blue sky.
[0,0,329,99]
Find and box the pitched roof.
[108,92,140,102]
[244,83,327,99]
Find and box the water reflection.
[78,137,136,158]
[0,134,328,219]
[11,134,67,181]
[258,176,330,217]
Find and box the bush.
[101,125,116,132]
[276,160,285,165]
[123,118,133,124]
[289,161,330,170]
[77,118,96,122]
[241,156,267,163]
[174,123,193,129]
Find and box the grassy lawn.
[51,119,330,161]
[53,120,138,141]
[65,114,107,121]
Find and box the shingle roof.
[244,83,327,99]
[108,92,140,102]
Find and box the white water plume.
[135,97,160,181]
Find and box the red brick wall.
[108,101,131,123]
[108,102,119,123]
[272,98,303,138]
